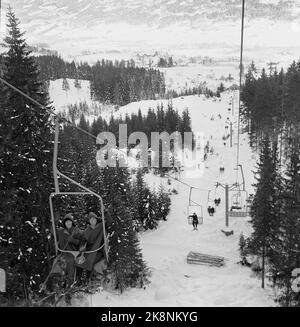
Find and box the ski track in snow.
[52,88,275,306]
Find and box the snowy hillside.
[49,79,115,123]
[67,92,275,307]
[49,79,93,110]
[160,65,238,93]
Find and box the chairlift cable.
[166,174,210,192]
[0,76,100,141]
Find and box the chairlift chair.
[40,119,110,293]
[49,192,107,260]
[50,119,109,260]
[187,205,204,225]
[43,119,109,291]
[228,190,248,218]
[187,187,204,225]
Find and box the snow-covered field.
[161,64,238,93]
[48,79,115,124]
[58,91,275,307]
[49,79,94,110]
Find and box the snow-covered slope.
[49,79,93,110]
[70,92,274,307]
[49,78,115,123]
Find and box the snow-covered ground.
[68,91,275,307]
[161,64,238,93]
[49,79,94,110]
[48,78,116,124]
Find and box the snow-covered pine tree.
[99,165,149,293]
[132,169,151,229]
[271,143,300,307]
[0,8,53,302]
[107,193,149,292]
[239,233,251,266]
[62,77,70,92]
[156,183,171,221]
[249,135,281,288]
[74,78,81,89]
[144,189,159,230]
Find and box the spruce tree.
[156,184,171,221]
[62,77,70,92]
[0,8,53,302]
[132,169,151,229]
[249,135,281,288]
[74,78,81,89]
[100,165,149,292]
[271,144,300,307]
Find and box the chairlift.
[187,187,204,225]
[207,189,216,216]
[228,189,248,218]
[49,192,106,259]
[187,205,203,225]
[41,118,109,291]
[50,119,109,260]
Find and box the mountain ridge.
[3,0,300,61]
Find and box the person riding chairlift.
[56,213,82,288]
[189,212,199,231]
[214,198,221,206]
[207,206,215,216]
[75,212,104,282]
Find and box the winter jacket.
[192,214,199,224]
[75,223,104,271]
[56,226,82,251]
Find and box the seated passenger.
[56,213,82,287]
[75,212,104,279]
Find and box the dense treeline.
[241,133,300,307]
[61,101,104,123]
[62,101,193,150]
[35,55,91,81]
[77,102,193,174]
[35,55,166,106]
[90,60,165,105]
[241,61,300,150]
[35,55,222,108]
[166,82,226,99]
[240,60,300,306]
[89,102,192,141]
[157,57,174,68]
